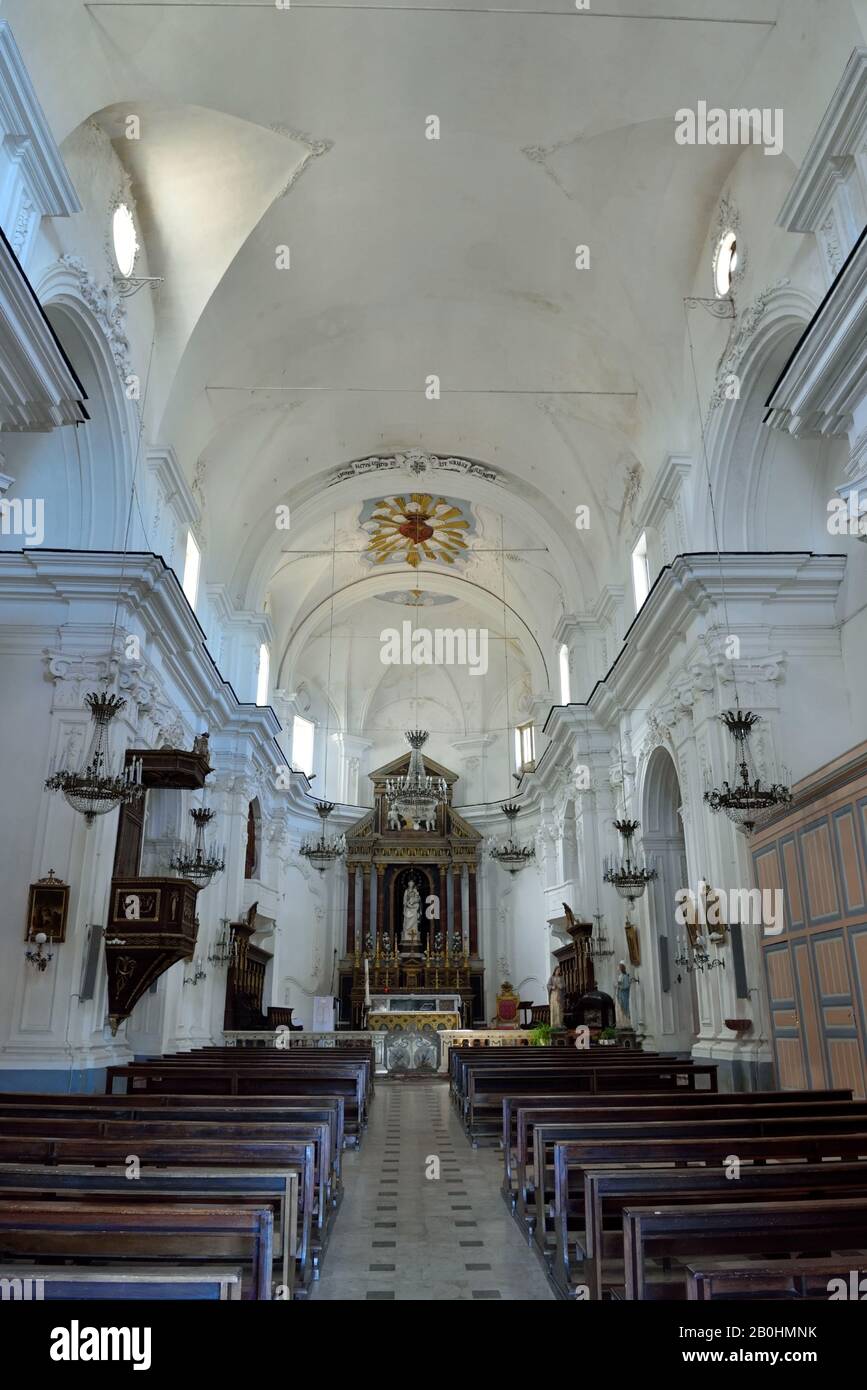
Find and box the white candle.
[364,957,371,1006]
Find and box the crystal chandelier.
[45,691,143,824]
[704,709,791,835]
[300,800,345,872]
[490,802,536,874]
[603,819,658,905]
[385,731,447,828]
[170,807,225,884]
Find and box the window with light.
[292,714,315,778]
[713,229,738,297]
[256,644,270,706]
[182,530,201,610]
[631,531,650,612]
[514,721,536,773]
[559,643,571,705]
[112,203,139,278]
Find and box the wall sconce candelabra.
[589,911,615,961]
[25,932,53,971]
[674,931,726,976]
[207,920,234,966]
[183,956,207,986]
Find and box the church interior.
[1,0,867,1339]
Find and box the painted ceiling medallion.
[362,494,473,569]
[375,589,457,607]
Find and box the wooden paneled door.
[810,928,865,1096]
[764,942,808,1090]
[753,742,867,1100]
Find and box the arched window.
[514,722,536,773]
[631,531,650,612]
[292,715,315,778]
[559,643,571,705]
[256,643,270,706]
[182,529,201,610]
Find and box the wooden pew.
[0,1134,318,1292]
[448,1047,668,1108]
[582,1162,867,1300]
[685,1257,867,1301]
[0,1094,346,1168]
[0,1165,300,1298]
[0,1200,274,1300]
[534,1111,867,1258]
[622,1197,867,1300]
[551,1134,867,1301]
[464,1062,717,1140]
[0,1262,244,1300]
[0,1115,335,1229]
[500,1089,856,1203]
[106,1063,369,1140]
[514,1097,867,1219]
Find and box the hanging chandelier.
[589,911,615,960]
[490,802,536,874]
[300,800,345,872]
[45,691,143,824]
[603,819,658,905]
[170,806,225,885]
[704,709,791,835]
[385,731,447,828]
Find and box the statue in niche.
[614,960,632,1028]
[401,878,421,946]
[547,964,565,1030]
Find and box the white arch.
[277,567,551,695]
[35,260,140,550]
[235,461,594,621]
[691,283,820,552]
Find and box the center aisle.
[313,1076,554,1301]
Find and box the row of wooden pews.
[450,1042,867,1301]
[0,1043,373,1301]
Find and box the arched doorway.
[641,745,698,1052]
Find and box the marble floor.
[312,1076,554,1301]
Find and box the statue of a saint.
[401,879,421,945]
[614,960,632,1028]
[547,964,565,1030]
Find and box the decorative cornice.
[327,450,502,488]
[636,454,692,534]
[0,236,87,429]
[0,22,81,219]
[778,48,867,234]
[764,230,867,440]
[145,445,199,529]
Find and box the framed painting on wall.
[26,871,69,943]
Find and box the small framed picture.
[26,871,69,943]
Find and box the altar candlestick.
[364,957,371,1007]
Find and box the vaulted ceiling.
[8,0,863,720]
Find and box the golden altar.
[367,1011,461,1032]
